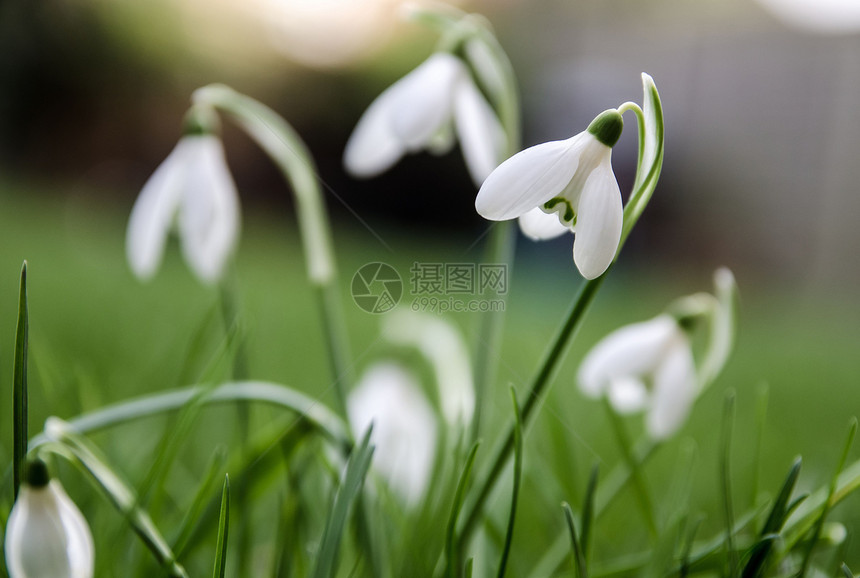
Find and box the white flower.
[343,52,506,186]
[577,314,696,440]
[754,0,860,33]
[4,459,94,578]
[347,363,438,506]
[475,109,624,279]
[382,310,474,427]
[126,133,240,284]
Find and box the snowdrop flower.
[347,362,438,506]
[126,108,240,284]
[475,109,624,279]
[578,268,738,439]
[754,0,860,33]
[578,314,695,440]
[344,51,506,186]
[5,458,94,578]
[382,310,474,427]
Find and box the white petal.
[5,482,94,578]
[389,53,464,150]
[699,268,738,388]
[475,134,586,221]
[572,156,622,279]
[607,376,649,414]
[646,335,697,440]
[463,38,506,101]
[517,207,570,241]
[125,140,190,280]
[453,77,506,187]
[347,363,438,506]
[577,315,678,398]
[343,87,407,178]
[177,136,241,284]
[382,310,474,427]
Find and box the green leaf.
[580,463,599,560]
[799,418,856,576]
[720,391,738,577]
[43,417,189,577]
[212,475,230,578]
[741,458,802,578]
[620,73,665,247]
[310,426,374,578]
[29,381,352,456]
[497,387,523,578]
[172,446,228,555]
[562,502,587,578]
[12,261,28,501]
[842,563,854,578]
[445,441,481,578]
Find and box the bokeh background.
[2,0,860,573]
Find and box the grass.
[2,180,860,575]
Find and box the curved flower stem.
[28,381,353,456]
[457,81,663,550]
[192,84,353,419]
[457,274,605,550]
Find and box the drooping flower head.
[475,109,624,279]
[347,362,438,506]
[126,105,240,284]
[577,269,738,439]
[344,51,506,187]
[4,458,95,578]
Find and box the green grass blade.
[604,398,657,537]
[12,261,28,501]
[311,426,375,578]
[679,515,704,578]
[497,387,523,578]
[798,418,856,577]
[741,457,802,578]
[445,441,481,578]
[562,502,587,578]
[172,445,228,555]
[43,417,189,577]
[842,563,854,578]
[580,463,599,559]
[212,475,230,578]
[750,383,769,509]
[464,558,474,578]
[720,390,738,577]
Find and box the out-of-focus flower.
[578,314,695,440]
[382,310,474,427]
[475,109,624,279]
[4,458,94,578]
[347,362,437,506]
[754,0,860,34]
[126,110,240,284]
[344,52,505,186]
[578,269,738,439]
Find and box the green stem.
[193,84,352,418]
[603,400,657,538]
[28,381,352,456]
[457,275,605,549]
[471,220,516,441]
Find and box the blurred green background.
[2,0,860,574]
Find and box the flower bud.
[4,458,94,578]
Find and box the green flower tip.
[587,109,624,148]
[24,457,50,488]
[182,105,220,137]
